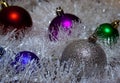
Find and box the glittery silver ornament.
[60,39,107,79]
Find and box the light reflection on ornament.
[9,11,20,22]
[62,20,72,29]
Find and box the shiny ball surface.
[49,14,80,41]
[61,39,107,78]
[96,23,119,45]
[11,51,39,72]
[0,6,32,36]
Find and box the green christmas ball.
[95,23,119,45]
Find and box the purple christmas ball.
[48,7,80,41]
[11,51,39,72]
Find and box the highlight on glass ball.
[11,51,39,73]
[0,0,32,38]
[60,39,107,78]
[48,7,80,41]
[94,20,120,45]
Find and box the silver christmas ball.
[60,39,107,79]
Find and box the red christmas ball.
[0,6,32,27]
[0,6,32,38]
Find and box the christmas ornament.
[60,39,107,79]
[0,46,5,58]
[0,0,32,37]
[92,20,120,45]
[11,51,39,72]
[48,7,80,41]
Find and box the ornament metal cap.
[0,0,9,8]
[56,7,64,16]
[88,34,97,43]
[111,20,120,29]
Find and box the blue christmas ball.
[0,46,6,58]
[11,51,39,72]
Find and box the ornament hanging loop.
[56,7,64,16]
[0,0,9,9]
[111,20,120,29]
